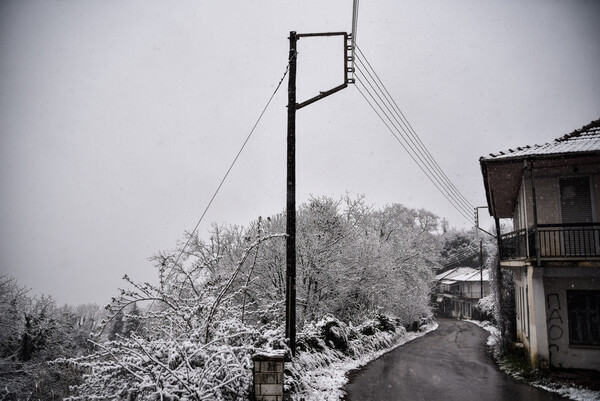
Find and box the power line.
[354,76,475,224]
[354,63,472,218]
[441,246,480,264]
[443,250,479,267]
[355,45,474,213]
[166,54,295,279]
[118,54,296,334]
[352,45,475,224]
[443,248,479,263]
[354,55,473,218]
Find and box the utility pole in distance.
[286,30,354,357]
[479,239,483,298]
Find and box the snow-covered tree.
[61,194,442,400]
[61,222,287,400]
[0,277,99,400]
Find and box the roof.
[480,119,600,218]
[436,267,489,284]
[481,119,600,162]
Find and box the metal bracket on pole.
[294,32,354,110]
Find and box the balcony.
[500,223,600,262]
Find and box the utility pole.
[479,239,483,297]
[285,31,353,357]
[286,31,297,356]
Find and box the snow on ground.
[465,320,600,401]
[292,321,439,401]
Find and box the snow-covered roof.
[436,267,489,283]
[481,119,600,161]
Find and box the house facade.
[480,119,600,370]
[435,267,490,320]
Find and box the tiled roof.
[481,119,600,161]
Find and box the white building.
[435,267,491,319]
[480,119,600,370]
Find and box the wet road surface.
[342,318,565,400]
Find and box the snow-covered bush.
[286,314,409,399]
[59,222,288,401]
[317,315,353,355]
[64,320,260,400]
[475,294,495,321]
[58,195,441,400]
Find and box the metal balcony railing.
[500,223,600,261]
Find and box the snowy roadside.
[290,321,439,401]
[465,320,600,401]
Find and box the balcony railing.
[500,223,600,261]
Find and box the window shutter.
[560,177,592,224]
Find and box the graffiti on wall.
[546,293,563,355]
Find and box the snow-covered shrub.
[475,294,495,322]
[64,320,259,400]
[296,326,326,353]
[317,315,352,355]
[56,195,442,400]
[59,224,288,401]
[286,314,419,400]
[358,313,396,336]
[375,313,395,332]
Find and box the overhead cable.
[354,55,473,218]
[443,250,479,267]
[167,54,295,277]
[354,76,474,223]
[356,45,474,213]
[352,44,475,224]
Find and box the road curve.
[342,318,565,401]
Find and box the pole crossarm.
[293,31,354,112]
[296,31,348,38]
[475,206,496,238]
[296,83,348,110]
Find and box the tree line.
[1,194,490,400]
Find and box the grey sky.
[1,0,599,305]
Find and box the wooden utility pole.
[286,31,298,356]
[479,239,483,297]
[285,30,353,357]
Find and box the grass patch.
[498,347,543,382]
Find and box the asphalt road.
[342,318,565,401]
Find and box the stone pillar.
[253,351,285,401]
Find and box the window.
[559,177,594,256]
[567,290,600,346]
[560,177,592,224]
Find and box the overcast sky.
[1,0,599,305]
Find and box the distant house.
[480,119,600,370]
[435,267,490,319]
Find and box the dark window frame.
[567,290,600,347]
